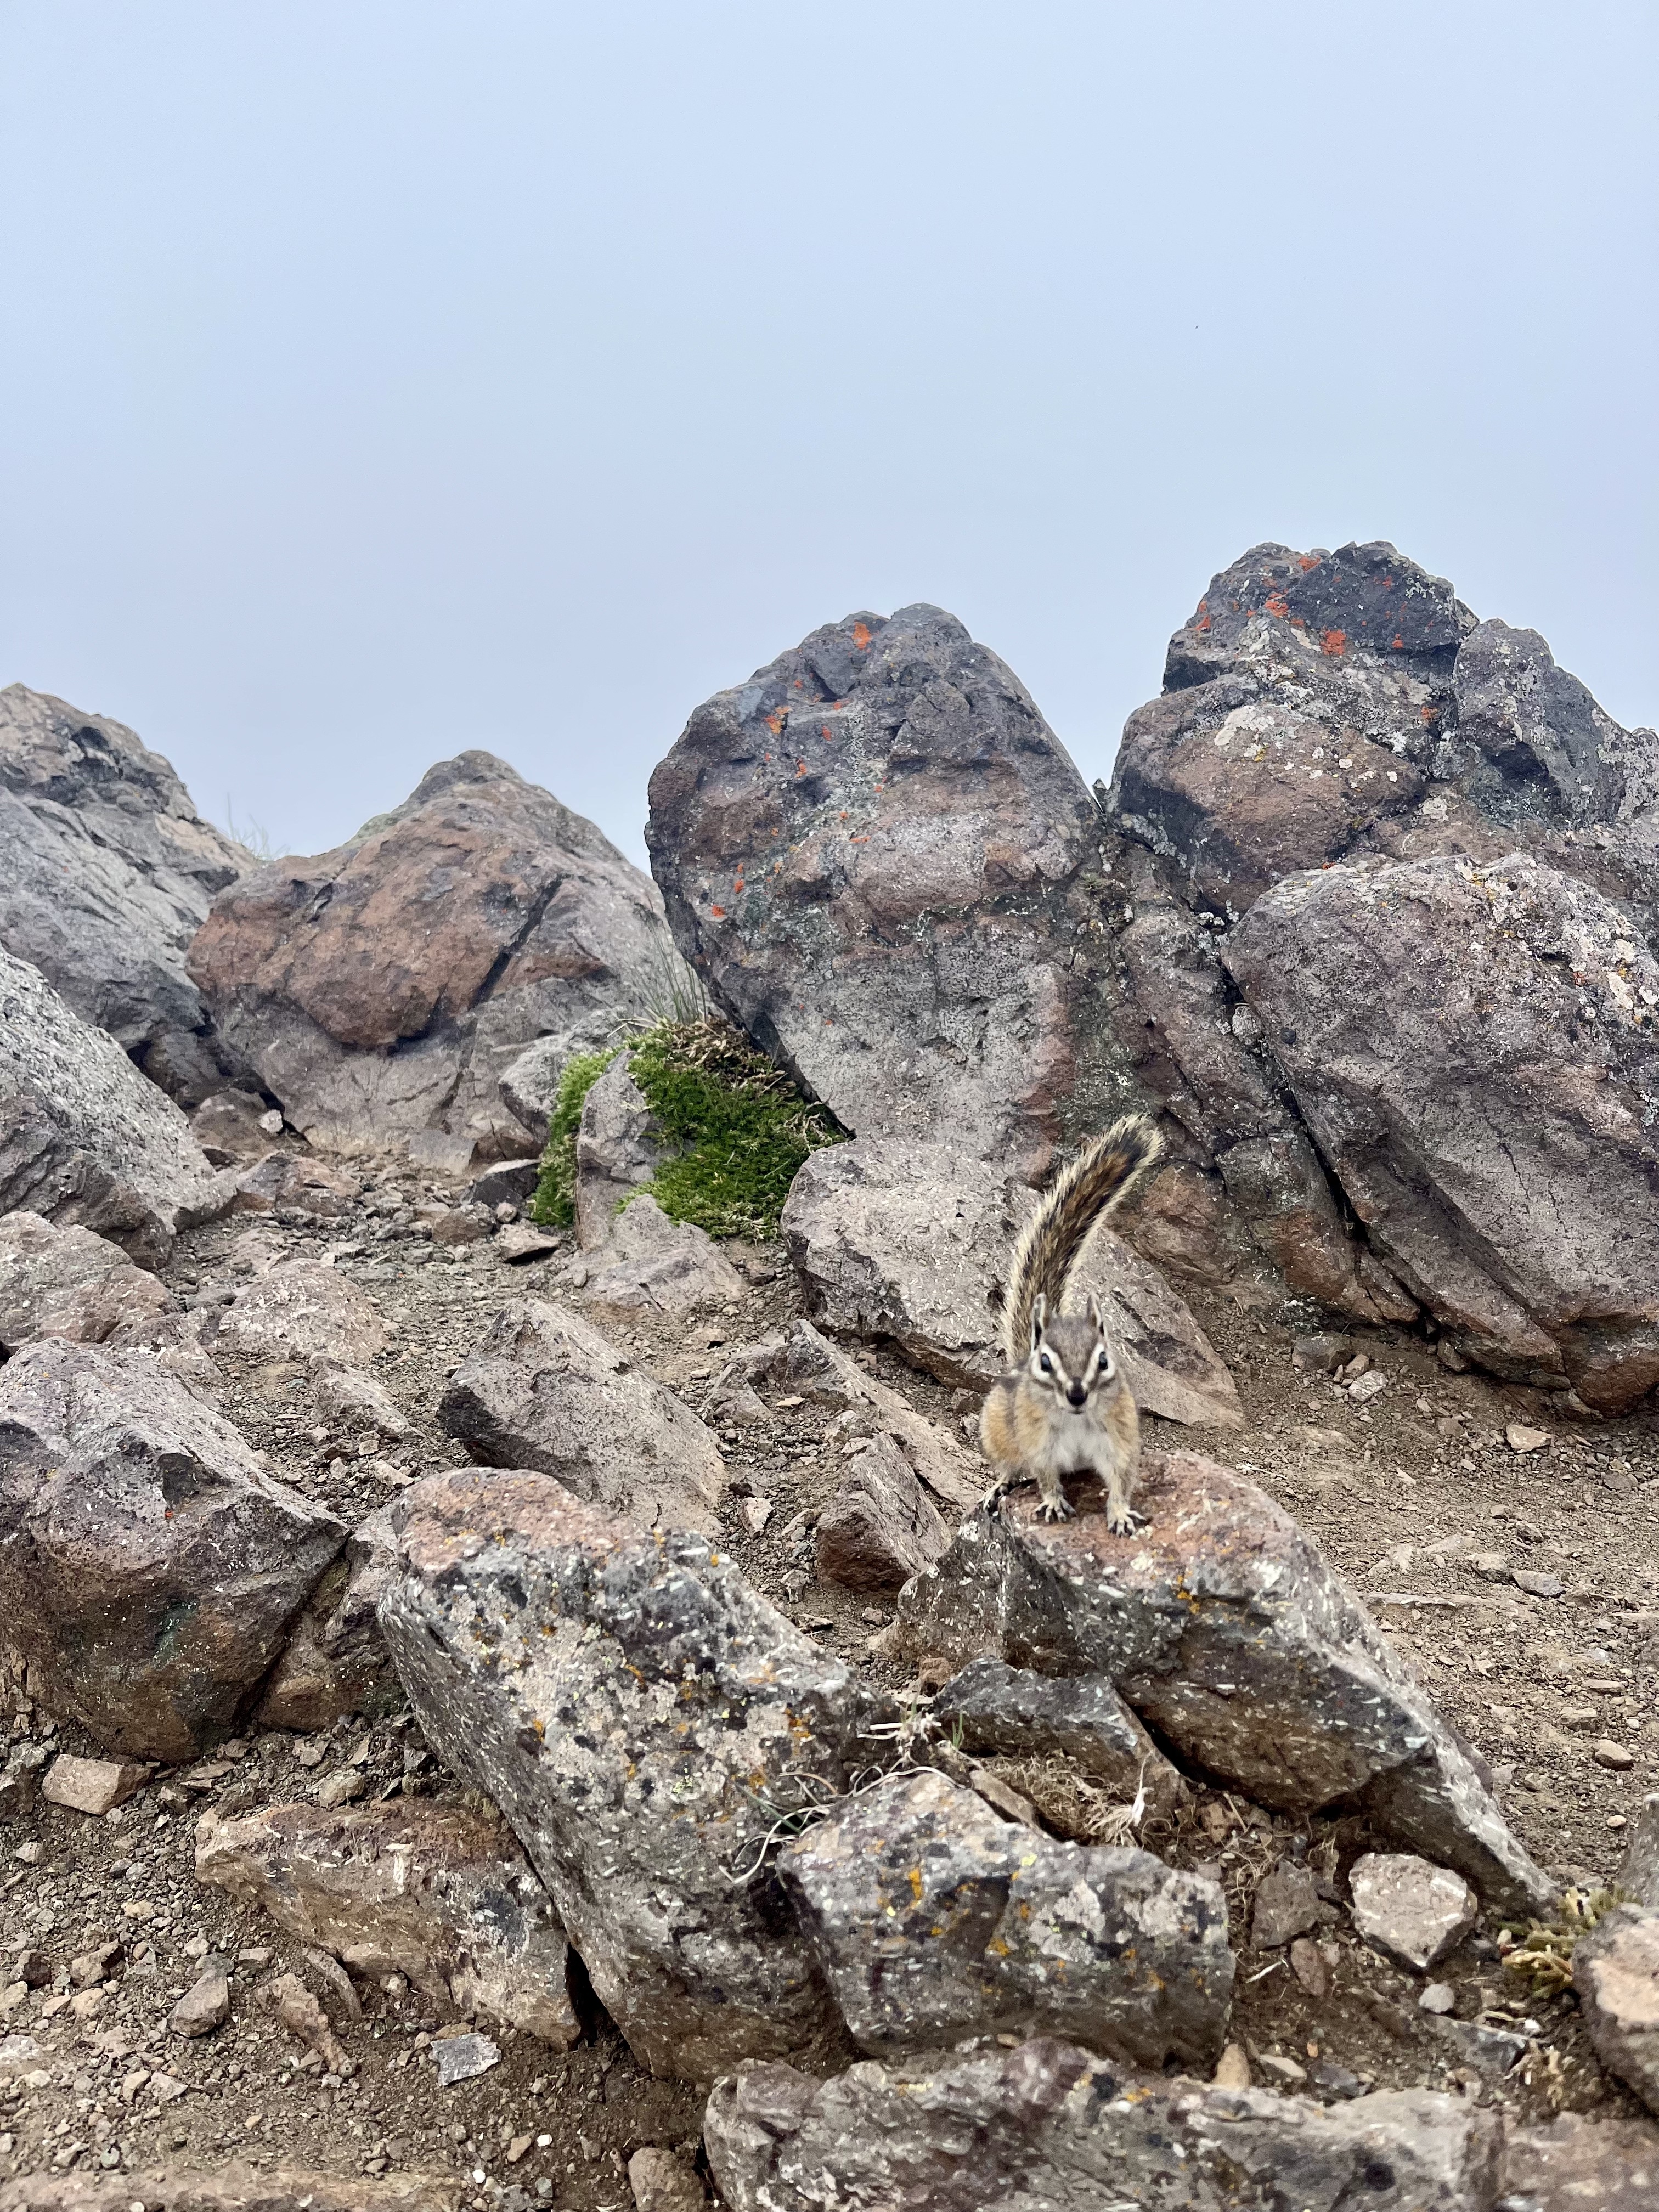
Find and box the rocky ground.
[3,1144,1656,2206]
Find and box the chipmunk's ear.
[1086,1290,1105,1334]
[1030,1294,1048,1350]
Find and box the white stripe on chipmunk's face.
[1028,1292,1116,1413]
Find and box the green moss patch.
[529,1017,843,1239]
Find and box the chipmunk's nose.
[1066,1383,1088,1408]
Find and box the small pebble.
[1419,1983,1455,2015]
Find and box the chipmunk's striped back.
[999,1114,1162,1364]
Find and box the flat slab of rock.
[584,1193,746,1317]
[815,1432,948,1592]
[0,2166,461,2210]
[189,750,682,1157]
[1250,1859,1322,1949]
[254,1505,403,1731]
[0,946,232,1267]
[646,605,1127,1177]
[439,1297,725,1530]
[215,1258,387,1366]
[0,1339,345,1760]
[195,1797,578,2045]
[41,1753,151,1816]
[778,1770,1231,2069]
[377,1469,878,2079]
[928,1655,1185,1824]
[0,1210,174,1353]
[704,2036,1503,2212]
[1501,2111,1659,2212]
[1350,1852,1478,1971]
[1573,1903,1659,2119]
[892,1448,1554,1916]
[1224,852,1659,1412]
[782,1136,1243,1428]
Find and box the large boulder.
[891,1450,1555,1916]
[781,1135,1243,1427]
[777,1770,1232,2070]
[0,684,249,1101]
[195,1797,579,2045]
[438,1297,727,1528]
[1223,851,1659,1410]
[0,1210,176,1353]
[0,947,232,1267]
[188,752,685,1158]
[645,606,1132,1177]
[376,1469,878,2079]
[704,2039,1503,2212]
[0,1339,345,1760]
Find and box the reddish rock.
[189,752,681,1157]
[0,1211,176,1354]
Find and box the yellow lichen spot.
[907,1867,924,1904]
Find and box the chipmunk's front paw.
[1036,1493,1075,1523]
[1105,1502,1145,1536]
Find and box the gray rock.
[1500,2110,1659,2211]
[584,1193,746,1317]
[310,1361,410,1443]
[0,684,249,1098]
[782,1136,1243,1427]
[1573,1903,1659,2119]
[752,1319,982,1513]
[704,2036,1504,2212]
[0,1210,176,1352]
[1224,853,1659,1413]
[232,1151,360,1220]
[1251,1859,1323,1949]
[778,1770,1232,2070]
[1451,620,1659,831]
[574,1054,664,1250]
[468,1158,541,1210]
[195,1797,578,2045]
[255,1506,403,1731]
[0,946,233,1267]
[215,1259,387,1367]
[1349,1853,1479,1971]
[190,1090,279,1164]
[1614,1793,1659,1909]
[0,1338,345,1760]
[190,752,683,1157]
[928,1655,1185,1825]
[814,1432,949,1592]
[646,606,1133,1178]
[376,1468,878,2078]
[432,2030,500,2086]
[498,1008,634,1147]
[627,2146,708,2212]
[169,1955,233,2038]
[892,1449,1555,1916]
[438,1297,726,1530]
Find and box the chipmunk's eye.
[1039,1355,1053,1374]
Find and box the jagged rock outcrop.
[645,606,1133,1177]
[891,1450,1554,1916]
[0,946,233,1267]
[0,1338,344,1760]
[376,1469,878,2079]
[189,752,685,1159]
[704,2038,1503,2212]
[781,1135,1243,1427]
[195,1798,579,2045]
[0,684,250,1102]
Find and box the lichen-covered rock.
[0,1339,344,1760]
[0,1211,176,1353]
[1573,1904,1659,2119]
[0,683,249,1101]
[929,1656,1184,1825]
[376,1469,878,2078]
[781,1135,1243,1427]
[255,1506,403,1731]
[703,2037,1503,2212]
[438,1298,725,1530]
[814,1433,948,1592]
[214,1259,387,1367]
[646,606,1132,1177]
[777,1770,1231,2069]
[195,1797,578,2045]
[0,946,232,1267]
[1224,852,1659,1410]
[892,1449,1554,1916]
[189,751,684,1157]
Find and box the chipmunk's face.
[1028,1294,1117,1412]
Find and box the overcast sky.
[2,3,1654,868]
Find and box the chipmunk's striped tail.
[1000,1114,1163,1364]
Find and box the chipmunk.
[979,1114,1163,1532]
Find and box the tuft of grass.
[528,1015,842,1240]
[528,1047,623,1227]
[1499,1887,1624,1999]
[627,1016,842,1239]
